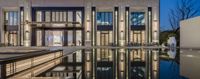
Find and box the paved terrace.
[0,46,167,54]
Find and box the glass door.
[45,31,63,46]
[132,31,145,45]
[100,32,109,46]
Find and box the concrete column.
[91,7,96,46]
[23,0,31,46]
[119,6,125,46]
[84,2,92,46]
[152,7,159,43]
[114,7,119,46]
[147,7,152,43]
[0,7,3,44]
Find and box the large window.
[4,11,19,26]
[130,12,145,26]
[4,11,19,46]
[51,11,67,22]
[96,12,113,25]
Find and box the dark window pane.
[130,12,145,26]
[97,12,113,25]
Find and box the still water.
[35,48,189,79]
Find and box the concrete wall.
[0,0,159,7]
[180,16,200,48]
[180,50,200,79]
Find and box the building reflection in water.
[37,48,159,79]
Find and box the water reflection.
[37,48,182,79]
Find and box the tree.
[169,0,200,33]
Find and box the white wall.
[180,16,200,48]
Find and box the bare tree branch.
[168,0,200,33]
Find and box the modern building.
[180,16,200,48]
[0,0,160,47]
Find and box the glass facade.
[97,12,113,25]
[130,12,145,26]
[33,9,83,46]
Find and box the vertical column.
[81,50,85,78]
[145,50,149,79]
[19,7,24,46]
[0,64,6,79]
[85,6,91,46]
[114,7,119,46]
[82,9,85,46]
[152,50,159,79]
[118,49,126,78]
[42,29,45,46]
[0,7,4,44]
[113,7,119,45]
[147,7,152,43]
[41,11,46,46]
[93,49,97,79]
[64,12,68,46]
[73,11,76,46]
[63,30,68,46]
[23,0,31,46]
[31,27,36,46]
[125,7,129,45]
[145,50,153,79]
[91,7,96,46]
[73,52,76,78]
[114,49,118,79]
[126,49,131,79]
[118,6,126,46]
[84,50,93,78]
[152,6,159,43]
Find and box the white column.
[119,6,125,46]
[85,3,92,46]
[152,7,159,43]
[23,0,31,46]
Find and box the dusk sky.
[160,0,200,31]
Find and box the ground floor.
[0,7,159,46]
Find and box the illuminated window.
[4,11,19,26]
[96,12,113,25]
[76,11,82,25]
[130,12,145,26]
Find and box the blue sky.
[160,0,200,31]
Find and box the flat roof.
[180,16,200,23]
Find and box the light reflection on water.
[37,48,182,79]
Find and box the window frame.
[96,12,113,26]
[130,12,145,26]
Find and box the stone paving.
[0,46,166,56]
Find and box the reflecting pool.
[34,48,185,79]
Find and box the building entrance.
[131,31,145,45]
[100,33,109,46]
[45,31,63,46]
